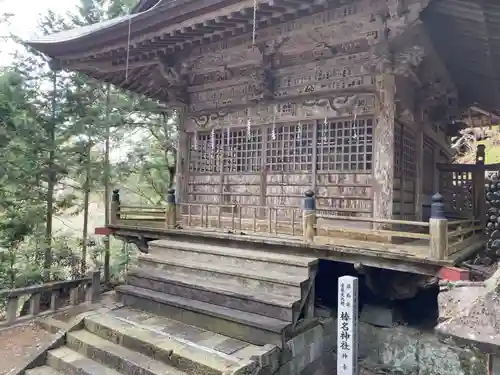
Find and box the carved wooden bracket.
[248,37,289,103]
[158,57,198,105]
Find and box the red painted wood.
[94,227,113,235]
[438,266,470,281]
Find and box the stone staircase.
[26,307,278,375]
[24,238,322,375]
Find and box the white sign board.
[337,276,359,375]
[492,355,500,375]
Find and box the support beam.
[176,106,189,205]
[373,43,395,223]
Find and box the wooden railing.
[316,210,430,243]
[109,189,487,260]
[178,203,303,235]
[0,271,100,328]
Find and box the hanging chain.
[322,116,328,144]
[351,111,358,142]
[272,115,276,141]
[252,0,258,45]
[194,130,198,150]
[211,127,216,151]
[247,118,252,139]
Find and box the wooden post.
[474,145,486,226]
[6,297,18,324]
[166,188,177,229]
[429,193,448,260]
[303,190,316,242]
[110,189,120,225]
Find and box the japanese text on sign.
[337,276,359,375]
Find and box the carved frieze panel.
[187,56,376,114]
[189,46,372,89]
[186,0,387,63]
[185,93,376,132]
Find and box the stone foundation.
[273,316,487,375]
[294,318,488,375]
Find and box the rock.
[360,304,399,328]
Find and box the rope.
[125,17,132,81]
[252,0,257,45]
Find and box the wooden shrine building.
[27,0,498,277]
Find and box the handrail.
[0,271,100,328]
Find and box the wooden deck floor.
[105,218,486,276]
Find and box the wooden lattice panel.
[402,127,416,180]
[223,128,263,173]
[394,122,402,177]
[266,122,314,172]
[440,171,474,218]
[423,137,434,195]
[187,117,375,219]
[317,118,373,171]
[189,132,223,173]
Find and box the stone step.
[127,267,298,321]
[138,254,304,298]
[25,366,63,375]
[46,346,122,375]
[116,285,291,346]
[83,312,254,375]
[148,239,316,277]
[66,329,190,375]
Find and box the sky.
[0,0,79,65]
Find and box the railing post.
[110,189,120,225]
[429,193,448,260]
[303,190,317,242]
[166,188,176,229]
[86,270,101,304]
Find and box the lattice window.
[223,128,263,173]
[266,122,314,172]
[394,123,402,177]
[189,131,223,173]
[316,118,373,171]
[402,128,416,178]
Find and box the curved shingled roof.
[26,0,175,56]
[24,0,500,115]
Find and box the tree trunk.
[81,138,92,276]
[43,71,57,281]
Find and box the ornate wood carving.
[249,37,289,103]
[158,58,197,104]
[186,93,376,131]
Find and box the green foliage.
[0,0,178,292]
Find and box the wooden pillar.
[303,190,316,242]
[429,193,448,260]
[373,44,395,222]
[433,145,441,193]
[175,106,189,205]
[110,189,120,225]
[474,144,486,225]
